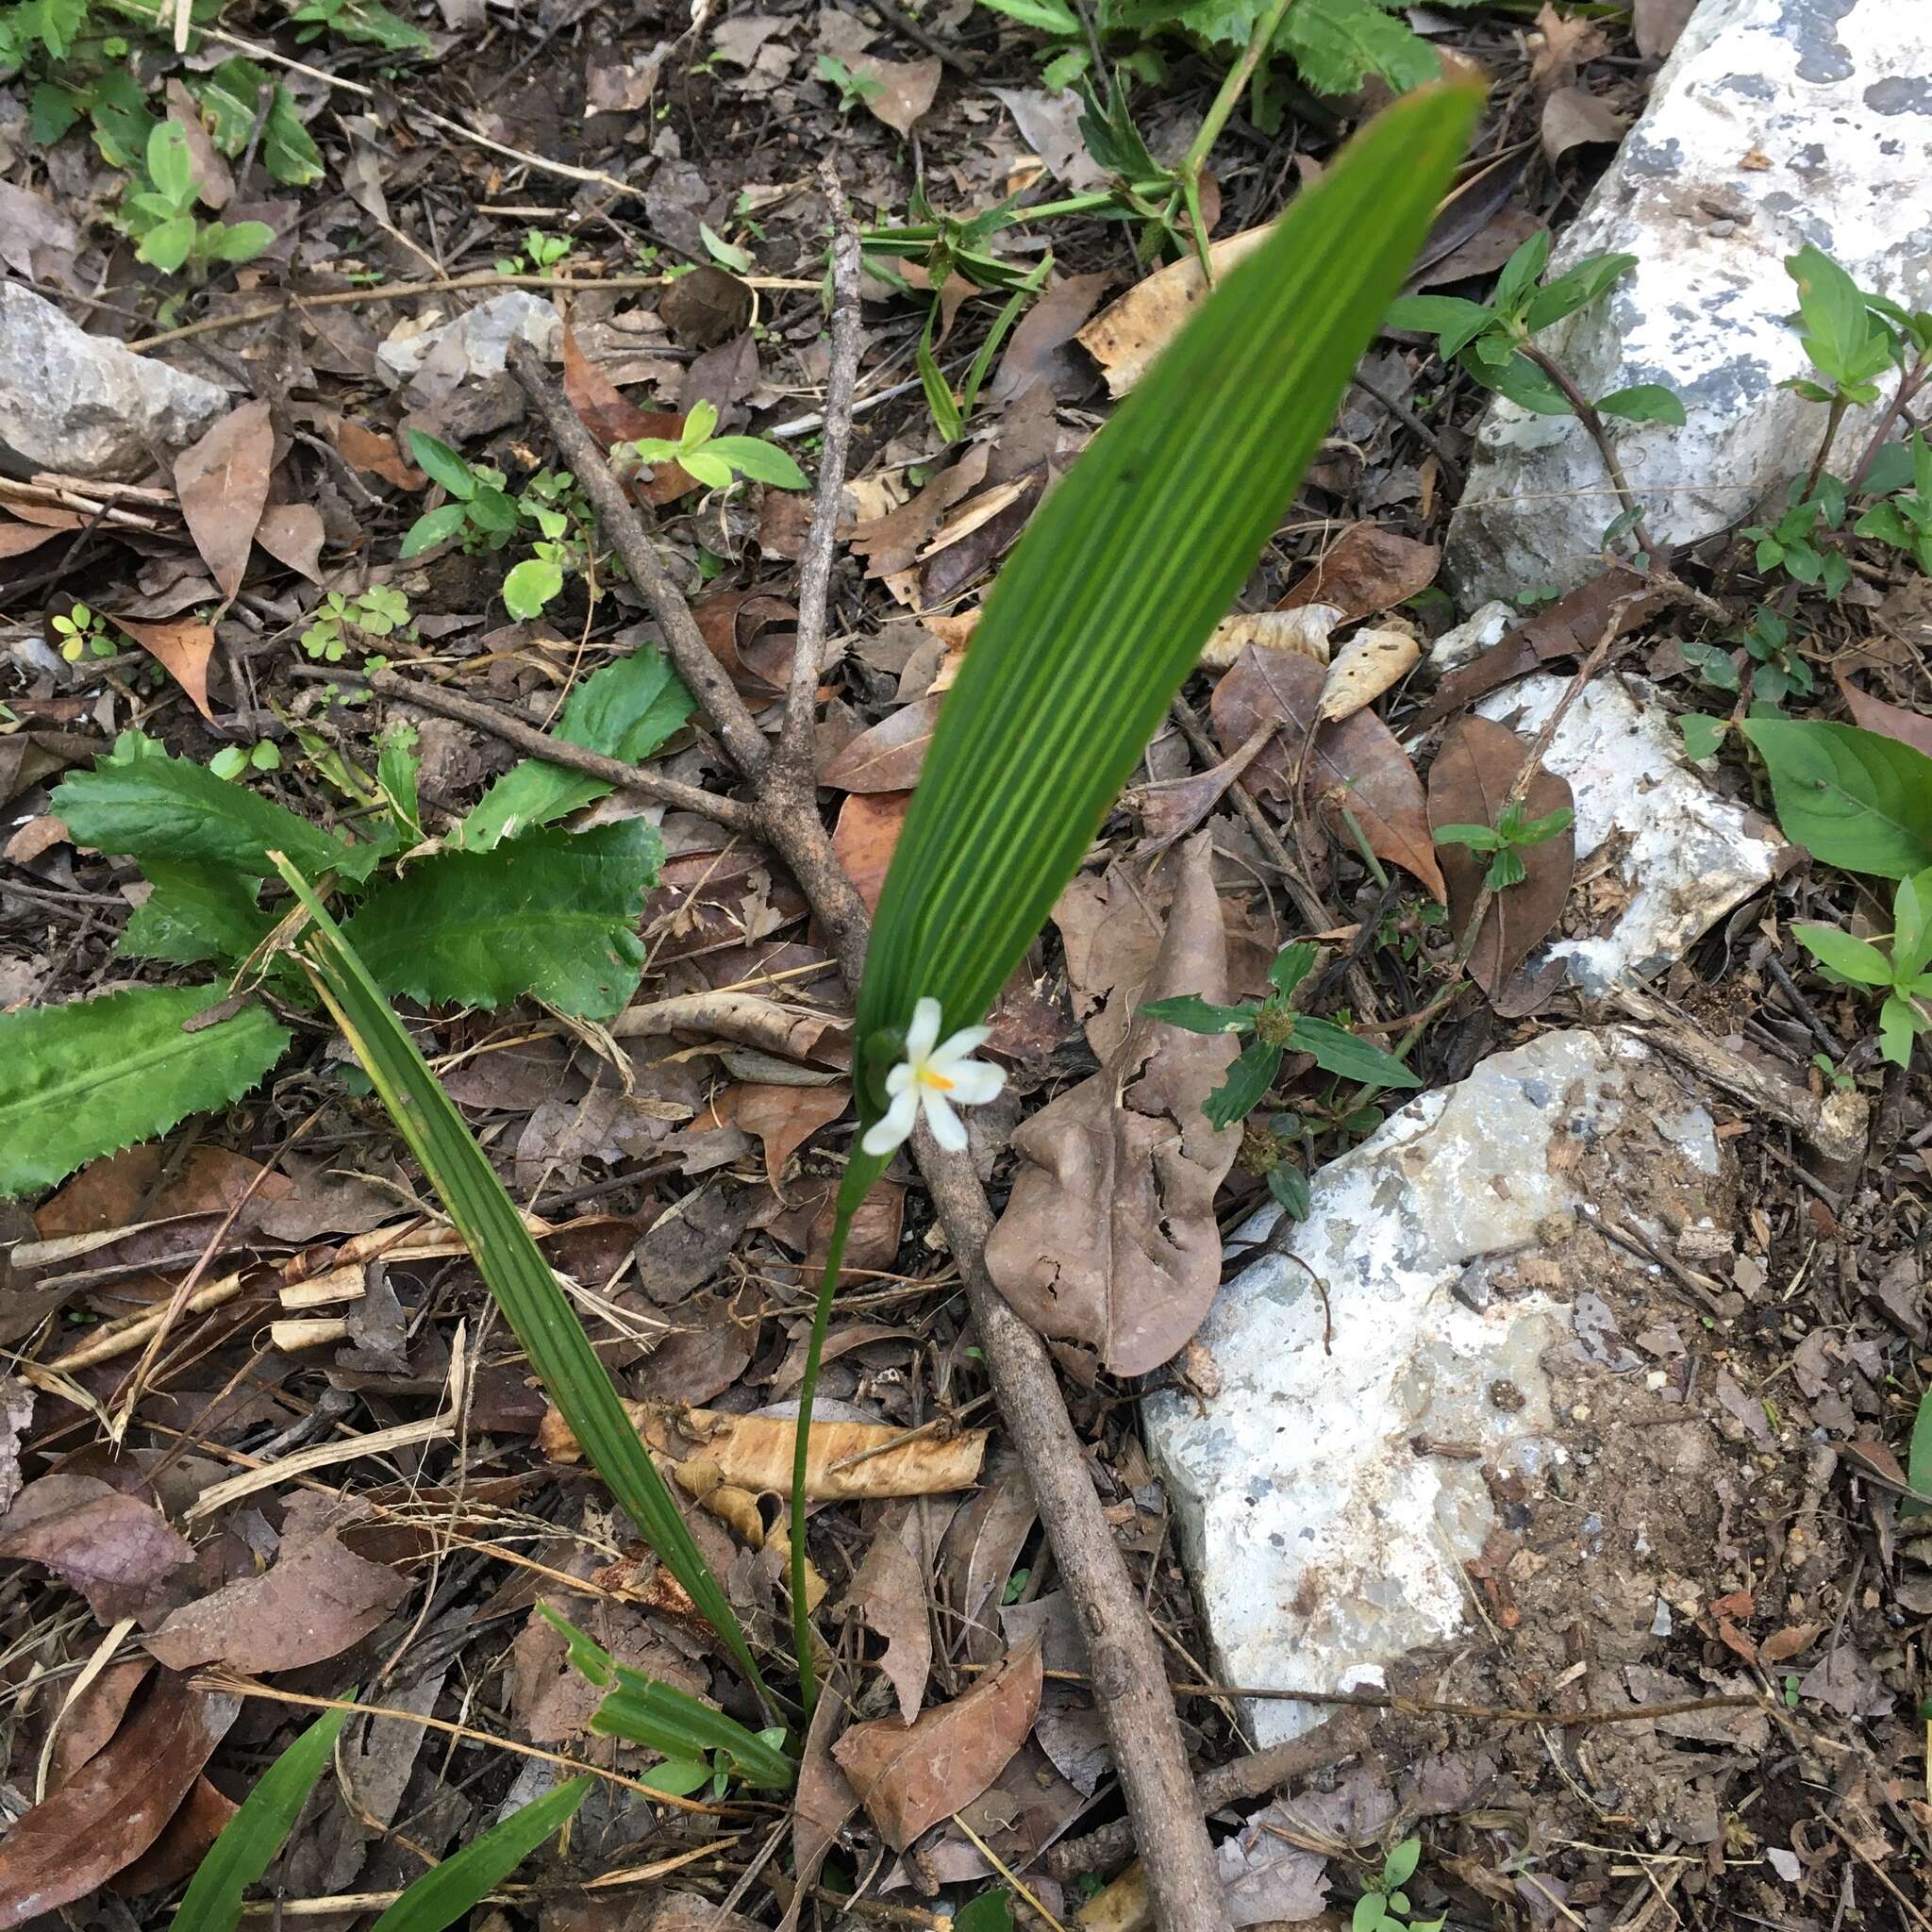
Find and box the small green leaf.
[680,448,736,491]
[138,216,197,274]
[1485,845,1527,890]
[1268,941,1319,997]
[1877,991,1921,1066]
[1892,868,1932,981]
[955,1892,1015,1932]
[1383,293,1493,359]
[467,487,522,534]
[1677,713,1727,762]
[1383,1839,1423,1890]
[1523,251,1635,331]
[1793,923,1895,987]
[699,221,752,272]
[1740,718,1932,877]
[368,1778,591,1932]
[1788,243,1874,379]
[1472,350,1572,415]
[975,0,1080,29]
[638,1761,712,1796]
[1140,993,1257,1035]
[405,430,478,501]
[1204,1038,1282,1128]
[707,436,809,489]
[168,1705,354,1932]
[1266,1161,1310,1222]
[501,556,565,619]
[1289,1014,1420,1089]
[145,117,195,204]
[1492,228,1551,315]
[1907,1385,1932,1520]
[211,220,275,262]
[1595,383,1685,425]
[1432,821,1504,853]
[399,502,472,558]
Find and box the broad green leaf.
[305,0,432,53]
[169,1705,352,1932]
[1740,718,1932,877]
[1383,293,1493,359]
[368,1777,591,1932]
[1289,1014,1421,1088]
[121,861,272,968]
[1432,821,1504,852]
[1791,923,1893,987]
[466,486,521,534]
[1523,252,1634,332]
[975,0,1080,32]
[146,118,194,205]
[460,647,694,850]
[1878,991,1922,1066]
[1139,993,1257,1035]
[1859,439,1916,496]
[1383,1840,1422,1890]
[707,436,809,489]
[1893,868,1932,981]
[56,731,379,883]
[400,502,471,558]
[681,448,736,491]
[1267,941,1319,997]
[343,820,662,1020]
[404,430,477,500]
[638,1760,712,1797]
[1788,243,1873,378]
[956,1892,1015,1932]
[1596,383,1685,425]
[274,862,766,1695]
[212,220,275,263]
[500,556,564,619]
[138,216,197,275]
[1472,349,1572,414]
[0,984,289,1197]
[854,85,1479,1119]
[1203,1038,1283,1129]
[1677,713,1727,762]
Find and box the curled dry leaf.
[1076,225,1274,398]
[1277,523,1440,623]
[938,1450,1035,1667]
[1319,622,1421,723]
[0,1671,237,1928]
[1212,645,1446,902]
[0,1474,192,1622]
[845,1503,935,1724]
[711,1082,851,1193]
[832,1636,1043,1851]
[985,834,1241,1374]
[326,414,425,490]
[821,692,942,792]
[1426,715,1575,1002]
[113,614,217,724]
[1130,720,1276,856]
[1199,605,1341,671]
[173,401,274,602]
[541,1397,987,1498]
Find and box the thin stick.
[291,665,759,834]
[1518,342,1665,571]
[508,340,1233,1932]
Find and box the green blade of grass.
[168,1704,353,1932]
[368,1776,591,1932]
[852,83,1482,1112]
[269,854,771,1705]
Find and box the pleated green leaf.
[368,1776,591,1932]
[169,1704,353,1932]
[852,84,1480,1117]
[271,857,769,1702]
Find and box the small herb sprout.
[53,602,118,662]
[1354,1838,1442,1932]
[1792,867,1932,1067]
[1784,244,1894,412]
[616,400,808,494]
[815,52,883,112]
[1142,941,1420,1132]
[209,740,282,779]
[401,432,525,556]
[302,586,413,662]
[122,121,275,276]
[1681,605,1814,710]
[495,226,574,277]
[1854,428,1932,572]
[1740,474,1850,600]
[1433,802,1574,891]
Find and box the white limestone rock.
[1445,0,1932,605]
[376,291,560,392]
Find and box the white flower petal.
[922,1091,968,1151]
[944,1060,1006,1106]
[905,997,943,1063]
[862,1087,920,1157]
[884,1059,914,1097]
[929,1024,991,1068]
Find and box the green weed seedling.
[302,586,413,662]
[1433,801,1574,891]
[815,52,882,113]
[495,226,573,277]
[615,399,808,494]
[1681,605,1813,713]
[53,601,119,662]
[1854,428,1932,573]
[208,740,281,780]
[1792,866,1932,1066]
[1354,1837,1443,1932]
[120,119,274,275]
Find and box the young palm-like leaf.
[851,84,1481,1121]
[270,857,769,1703]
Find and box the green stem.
[791,1151,888,1711]
[1185,0,1294,180]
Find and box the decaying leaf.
[114,616,217,724]
[1835,668,1932,759]
[1277,524,1439,622]
[938,1450,1035,1667]
[561,323,691,505]
[173,401,274,602]
[1426,715,1575,1003]
[852,53,940,135]
[1129,721,1276,855]
[540,1398,987,1498]
[985,835,1241,1374]
[327,415,425,490]
[832,1636,1042,1851]
[0,1671,237,1926]
[711,1082,851,1193]
[1541,86,1626,163]
[831,790,911,913]
[1212,646,1445,901]
[845,1503,934,1724]
[0,1375,31,1515]
[1076,226,1274,397]
[1319,623,1420,723]
[821,693,942,792]
[0,1474,192,1622]
[1199,606,1341,671]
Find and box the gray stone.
[0,282,229,481]
[1445,0,1932,605]
[375,291,560,392]
[1143,1029,1720,1747]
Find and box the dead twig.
[507,334,1234,1932]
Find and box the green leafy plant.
[285,0,431,52]
[1740,718,1932,878]
[615,400,808,494]
[1144,941,1420,1131]
[52,600,119,662]
[783,82,1482,1705]
[120,119,274,275]
[1740,475,1850,600]
[1792,867,1932,1066]
[209,739,282,779]
[1784,244,1893,413]
[495,225,574,277]
[1854,429,1932,572]
[1433,801,1575,891]
[1353,1837,1442,1932]
[815,51,882,112]
[401,433,526,557]
[1680,604,1814,711]
[302,585,414,662]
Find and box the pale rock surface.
[376,292,560,391]
[1446,0,1932,604]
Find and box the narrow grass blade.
[368,1776,591,1932]
[168,1704,353,1932]
[853,84,1482,1114]
[269,856,771,1703]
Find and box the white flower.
[860,997,1007,1157]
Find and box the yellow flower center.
[915,1064,956,1092]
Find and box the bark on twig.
[507,335,1233,1932]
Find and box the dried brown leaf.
[985,834,1241,1374]
[114,615,216,724]
[254,502,326,583]
[1319,623,1420,723]
[846,1504,933,1723]
[832,1637,1042,1851]
[1212,646,1446,901]
[1199,606,1339,672]
[327,416,424,490]
[0,1474,192,1622]
[821,693,941,792]
[1632,0,1694,57]
[714,1081,851,1193]
[1075,226,1274,397]
[1426,715,1574,1002]
[853,53,940,135]
[173,400,273,602]
[561,323,691,504]
[1541,86,1626,163]
[990,271,1114,405]
[1277,524,1439,622]
[1130,721,1275,855]
[1835,669,1932,759]
[110,1775,238,1895]
[831,790,911,913]
[938,1452,1036,1667]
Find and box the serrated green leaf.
[1596,382,1685,425]
[56,731,379,883]
[1282,0,1440,93]
[976,0,1080,31]
[1289,1014,1420,1088]
[1792,922,1893,987]
[270,861,766,1694]
[121,862,272,968]
[343,819,661,1019]
[0,984,289,1197]
[169,1705,353,1932]
[460,648,694,851]
[1740,718,1932,878]
[854,87,1478,1123]
[368,1777,591,1932]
